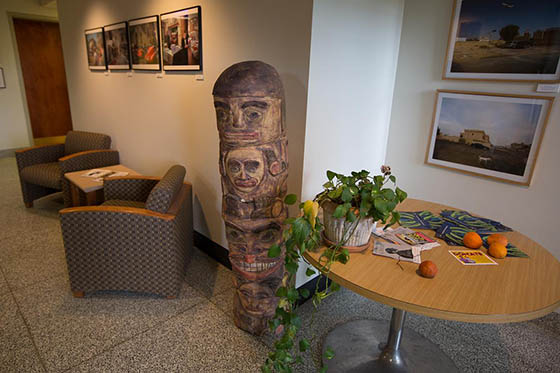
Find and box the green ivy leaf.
[305,268,316,276]
[346,209,357,222]
[286,261,298,275]
[396,187,407,202]
[324,346,335,360]
[268,244,281,258]
[327,170,336,181]
[330,281,341,292]
[341,187,353,203]
[287,288,299,302]
[276,286,288,297]
[333,204,347,218]
[299,288,310,298]
[382,189,396,200]
[284,194,297,205]
[299,339,310,352]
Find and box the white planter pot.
[322,201,376,247]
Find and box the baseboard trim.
[193,230,231,269]
[0,148,19,158]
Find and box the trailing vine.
[262,167,406,373]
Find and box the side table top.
[304,198,560,323]
[64,165,140,193]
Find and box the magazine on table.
[373,227,439,250]
[373,240,422,264]
[81,169,128,182]
[449,250,497,266]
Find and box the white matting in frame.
[426,90,553,186]
[443,0,560,82]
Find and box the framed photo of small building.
[160,6,202,71]
[426,90,554,186]
[128,15,161,70]
[443,0,560,82]
[104,22,130,70]
[84,27,106,70]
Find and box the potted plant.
[315,166,407,250]
[263,166,407,373]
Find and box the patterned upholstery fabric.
[104,178,159,202]
[145,166,186,214]
[102,200,146,209]
[64,131,111,155]
[60,179,194,298]
[15,144,65,171]
[20,162,61,190]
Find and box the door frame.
[8,12,60,146]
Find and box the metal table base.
[322,308,458,372]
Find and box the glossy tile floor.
[1,157,559,372]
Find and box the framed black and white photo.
[129,15,161,70]
[160,6,202,71]
[443,0,560,82]
[426,90,553,186]
[0,68,5,88]
[104,22,131,70]
[84,27,107,70]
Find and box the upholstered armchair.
[15,130,119,208]
[59,165,193,298]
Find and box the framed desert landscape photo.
[426,90,553,185]
[84,27,106,70]
[160,6,202,71]
[443,0,560,82]
[104,22,130,70]
[128,15,161,70]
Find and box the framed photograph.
[0,68,5,88]
[128,15,161,70]
[160,6,202,71]
[443,0,560,82]
[104,22,130,70]
[84,27,106,70]
[426,90,554,186]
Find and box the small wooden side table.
[64,165,139,207]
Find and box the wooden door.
[13,18,72,139]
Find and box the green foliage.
[263,167,406,372]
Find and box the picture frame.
[160,6,202,71]
[426,90,554,186]
[104,22,131,70]
[0,68,5,88]
[84,27,107,70]
[443,0,560,82]
[128,15,161,71]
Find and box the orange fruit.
[419,260,438,278]
[488,243,507,259]
[463,232,483,249]
[487,233,508,247]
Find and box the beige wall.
[386,0,560,259]
[0,0,58,151]
[56,0,313,248]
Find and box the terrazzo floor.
[1,156,559,372]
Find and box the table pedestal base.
[322,309,458,372]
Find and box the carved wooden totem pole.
[213,61,288,335]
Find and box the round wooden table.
[303,198,560,372]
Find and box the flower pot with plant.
[315,166,407,251]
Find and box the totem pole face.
[225,148,265,194]
[214,97,283,147]
[225,219,284,281]
[213,61,287,335]
[232,267,283,335]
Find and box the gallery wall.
[0,0,58,152]
[296,0,405,287]
[386,0,560,260]
[56,0,313,249]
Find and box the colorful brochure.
[449,250,497,266]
